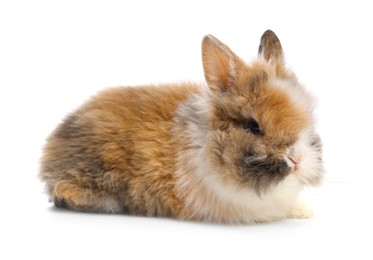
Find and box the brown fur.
[41,84,200,216]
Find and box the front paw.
[288,202,314,219]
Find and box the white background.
[1,0,372,259]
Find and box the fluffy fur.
[40,30,324,223]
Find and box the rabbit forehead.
[269,78,314,112]
[252,80,312,143]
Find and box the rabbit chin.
[173,92,323,224]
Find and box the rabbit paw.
[288,202,314,219]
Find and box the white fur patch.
[270,78,315,114]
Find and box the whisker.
[324,180,356,184]
[306,185,323,196]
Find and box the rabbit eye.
[246,119,261,135]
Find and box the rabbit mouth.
[239,148,324,195]
[240,155,292,195]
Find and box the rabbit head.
[202,30,324,195]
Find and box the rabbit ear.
[202,35,242,91]
[258,30,284,64]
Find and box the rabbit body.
[40,31,324,223]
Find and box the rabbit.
[39,30,324,224]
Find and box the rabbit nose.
[287,145,304,169]
[287,154,301,164]
[286,155,300,172]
